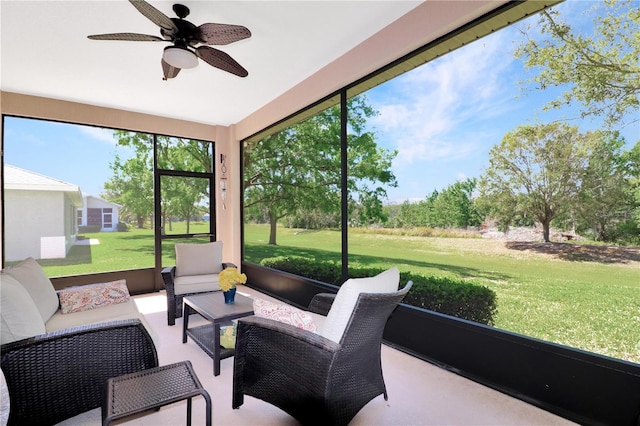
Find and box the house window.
[103,209,113,229]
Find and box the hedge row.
[259,256,497,326]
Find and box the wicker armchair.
[232,281,412,425]
[162,262,235,326]
[1,319,158,426]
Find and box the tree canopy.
[390,178,482,229]
[515,0,640,127]
[479,123,591,242]
[103,131,212,233]
[243,95,397,244]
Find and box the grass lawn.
[244,224,640,364]
[28,222,639,364]
[32,223,213,276]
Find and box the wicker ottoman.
[102,360,211,426]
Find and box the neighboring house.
[3,165,83,261]
[77,195,121,232]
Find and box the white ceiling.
[1,1,423,126]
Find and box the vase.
[223,287,236,304]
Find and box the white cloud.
[78,126,117,145]
[370,29,517,166]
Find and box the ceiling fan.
[88,0,251,80]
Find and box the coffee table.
[182,292,254,376]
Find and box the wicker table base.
[102,361,211,426]
[183,292,254,376]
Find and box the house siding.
[5,190,67,261]
[79,196,120,232]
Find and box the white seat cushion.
[3,257,59,323]
[175,242,223,277]
[45,299,159,346]
[173,273,221,295]
[320,267,400,343]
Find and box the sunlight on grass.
[244,224,640,363]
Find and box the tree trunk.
[136,215,145,229]
[268,214,278,245]
[542,220,551,242]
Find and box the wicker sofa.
[1,319,158,425]
[0,258,156,345]
[0,258,159,425]
[233,267,412,425]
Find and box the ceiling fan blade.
[162,59,181,80]
[196,46,248,77]
[196,23,252,45]
[88,33,164,42]
[129,0,178,33]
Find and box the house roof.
[4,164,84,206]
[83,194,123,208]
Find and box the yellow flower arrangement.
[219,267,247,292]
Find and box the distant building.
[3,165,83,261]
[77,195,121,232]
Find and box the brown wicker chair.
[232,281,412,425]
[1,319,158,425]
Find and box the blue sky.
[4,1,639,204]
[4,118,124,197]
[367,0,639,203]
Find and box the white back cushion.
[3,258,59,323]
[320,267,400,343]
[175,242,223,277]
[0,273,46,344]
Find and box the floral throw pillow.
[253,298,318,332]
[59,279,130,314]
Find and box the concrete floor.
[59,288,575,425]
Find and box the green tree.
[103,131,212,232]
[430,178,482,228]
[243,95,397,245]
[161,176,209,234]
[389,180,481,230]
[627,141,640,222]
[103,153,153,228]
[619,140,640,243]
[576,132,633,241]
[515,0,640,126]
[480,123,591,242]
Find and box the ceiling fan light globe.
[163,46,198,69]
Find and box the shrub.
[117,222,129,232]
[260,256,342,284]
[259,257,497,325]
[400,273,497,326]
